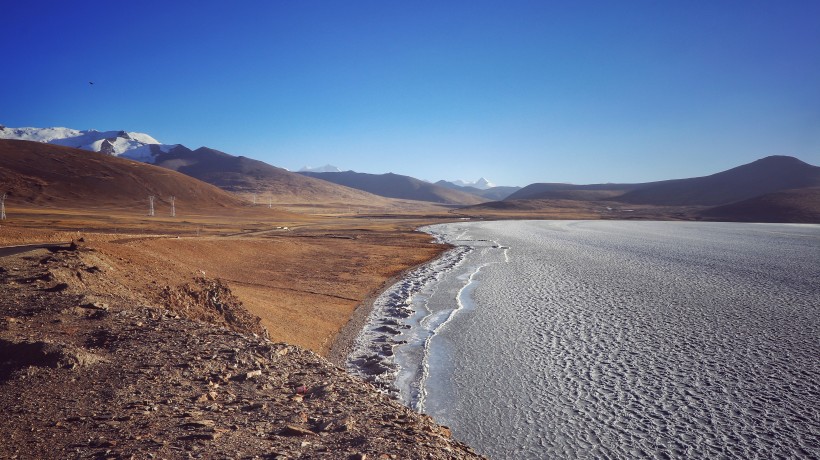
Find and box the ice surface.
[346,245,472,397]
[356,221,820,459]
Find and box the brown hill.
[616,156,820,206]
[507,156,820,207]
[0,139,245,210]
[299,171,488,205]
[505,183,637,201]
[496,156,820,222]
[153,146,398,206]
[700,187,820,223]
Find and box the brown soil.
[0,246,482,459]
[0,201,456,359]
[83,229,446,356]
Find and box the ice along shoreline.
[345,223,510,410]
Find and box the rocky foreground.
[0,244,482,459]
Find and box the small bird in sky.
[89,81,94,85]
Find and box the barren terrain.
[0,172,485,458]
[0,208,451,358]
[0,245,481,459]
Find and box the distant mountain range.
[3,124,818,222]
[0,125,519,206]
[298,171,487,206]
[0,125,416,207]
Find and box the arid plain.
[1,203,457,358]
[0,194,494,458]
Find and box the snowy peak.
[451,177,495,190]
[0,125,177,163]
[299,164,342,173]
[473,177,494,189]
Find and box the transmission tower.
[170,196,176,217]
[148,196,155,216]
[1,193,6,220]
[253,193,257,205]
[268,195,272,209]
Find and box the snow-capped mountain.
[299,164,342,173]
[0,125,178,163]
[450,177,495,190]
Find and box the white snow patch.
[450,177,495,190]
[0,125,173,164]
[299,164,342,173]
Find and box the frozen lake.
[349,221,820,459]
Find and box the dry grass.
[1,203,452,356]
[89,232,444,355]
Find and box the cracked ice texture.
[415,221,819,459]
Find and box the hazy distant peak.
[474,177,494,189]
[299,164,342,173]
[450,177,495,190]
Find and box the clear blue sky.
[2,1,818,186]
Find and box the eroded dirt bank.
[0,243,482,459]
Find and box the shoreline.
[340,222,476,404]
[327,234,452,367]
[326,267,417,367]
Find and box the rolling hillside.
[1,124,405,208]
[700,187,820,223]
[299,171,488,205]
[507,156,820,208]
[0,139,245,211]
[151,146,404,206]
[475,155,820,223]
[616,156,820,206]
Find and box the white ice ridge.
[416,260,491,412]
[345,245,472,395]
[345,222,514,413]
